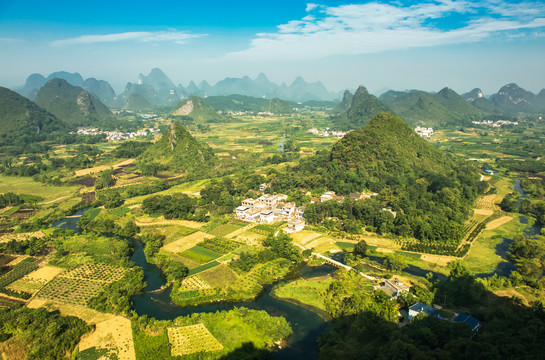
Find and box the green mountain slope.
[35,78,112,127]
[170,96,223,122]
[381,88,483,126]
[137,123,216,172]
[204,95,269,113]
[263,98,294,114]
[331,86,392,130]
[273,113,484,243]
[125,93,153,112]
[0,86,65,139]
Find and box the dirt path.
[38,196,68,205]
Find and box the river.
[130,241,330,360]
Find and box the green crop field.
[188,261,221,276]
[181,246,222,263]
[207,222,247,237]
[273,278,333,311]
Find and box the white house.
[260,210,274,223]
[236,206,250,219]
[284,219,305,233]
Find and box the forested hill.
[35,78,112,127]
[0,86,65,140]
[137,123,216,172]
[272,113,486,243]
[331,85,392,130]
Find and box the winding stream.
[130,241,330,359]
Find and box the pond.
[130,241,331,360]
[49,208,88,233]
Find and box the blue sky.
[1,0,544,95]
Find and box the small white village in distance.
[73,127,161,142]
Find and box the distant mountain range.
[13,68,339,109]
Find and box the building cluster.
[471,120,519,127]
[73,128,160,142]
[414,126,434,137]
[307,128,348,138]
[235,193,306,233]
[312,190,378,204]
[408,302,481,331]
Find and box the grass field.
[273,278,333,311]
[464,216,521,274]
[180,246,222,263]
[188,261,221,276]
[0,175,79,203]
[207,221,247,237]
[198,264,239,288]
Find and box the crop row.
[62,263,129,282]
[199,237,242,254]
[168,324,223,356]
[36,277,105,306]
[0,258,37,288]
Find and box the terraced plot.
[168,324,223,356]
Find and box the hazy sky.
[1,0,544,95]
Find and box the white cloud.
[51,30,205,47]
[224,0,545,61]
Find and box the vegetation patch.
[188,261,221,276]
[207,221,246,237]
[167,324,223,356]
[180,245,222,264]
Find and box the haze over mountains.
[6,67,545,132]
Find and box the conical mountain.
[184,81,202,96]
[263,98,294,114]
[331,112,453,174]
[462,88,484,102]
[137,123,216,172]
[536,89,545,112]
[491,83,536,114]
[47,71,84,87]
[125,93,153,112]
[170,96,222,122]
[332,85,392,129]
[83,78,116,106]
[35,78,112,126]
[138,68,179,105]
[331,90,353,113]
[16,73,46,100]
[0,86,65,140]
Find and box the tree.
[353,240,368,258]
[384,253,408,272]
[94,168,115,189]
[165,261,188,282]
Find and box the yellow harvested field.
[420,254,455,266]
[162,231,214,253]
[74,159,135,177]
[291,230,323,247]
[26,299,115,325]
[79,316,136,360]
[486,216,514,230]
[135,217,203,229]
[168,324,223,356]
[375,248,394,253]
[474,208,494,216]
[21,266,64,284]
[0,231,45,244]
[7,266,64,295]
[235,231,264,246]
[475,194,498,210]
[3,255,30,266]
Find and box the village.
[471,119,519,127]
[73,127,161,141]
[234,183,383,234]
[307,128,349,138]
[414,126,434,137]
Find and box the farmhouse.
[378,278,410,299]
[408,302,439,320]
[284,219,306,233]
[260,210,274,224]
[453,313,481,332]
